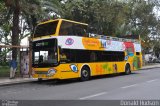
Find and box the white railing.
[88,33,140,43]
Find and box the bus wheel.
[125,64,131,75]
[81,67,90,81]
[38,78,42,82]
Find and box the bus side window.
[60,53,67,60]
[90,52,97,62]
[39,55,43,63]
[60,49,68,63]
[73,24,87,37]
[60,29,68,35]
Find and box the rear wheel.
[81,67,90,81]
[125,64,131,75]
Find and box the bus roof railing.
[88,33,140,43]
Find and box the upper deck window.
[34,21,58,38]
[59,21,87,36]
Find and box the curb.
[0,65,160,86]
[140,65,160,70]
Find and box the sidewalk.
[0,64,160,86]
[141,63,160,70]
[0,77,37,86]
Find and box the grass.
[0,66,21,77]
[0,66,10,77]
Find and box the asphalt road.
[0,68,160,100]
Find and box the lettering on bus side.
[36,42,49,47]
[101,40,106,48]
[100,40,112,48]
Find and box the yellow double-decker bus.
[32,19,142,81]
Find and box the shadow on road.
[31,72,140,86]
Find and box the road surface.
[0,68,160,100]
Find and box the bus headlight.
[47,69,56,76]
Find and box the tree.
[63,0,159,47]
[62,0,157,36]
[1,0,160,59]
[3,0,39,59]
[1,0,62,60]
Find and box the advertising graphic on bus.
[32,19,142,81]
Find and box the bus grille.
[35,71,48,74]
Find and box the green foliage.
[0,0,62,60]
[0,61,9,66]
[0,66,10,77]
[0,65,21,77]
[62,0,160,53]
[62,0,157,37]
[0,0,160,58]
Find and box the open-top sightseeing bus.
[32,19,142,81]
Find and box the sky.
[21,37,29,46]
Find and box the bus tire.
[80,66,90,81]
[125,64,131,75]
[38,78,42,82]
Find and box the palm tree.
[3,0,62,60]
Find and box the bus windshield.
[34,21,58,38]
[32,39,58,67]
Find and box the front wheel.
[38,78,42,82]
[125,64,131,75]
[81,67,90,81]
